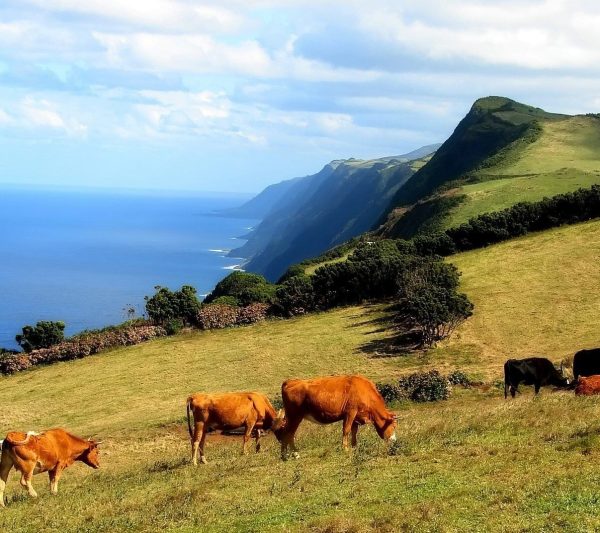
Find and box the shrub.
[447,370,472,387]
[211,296,240,307]
[1,323,167,375]
[376,382,402,403]
[144,285,201,326]
[204,271,277,306]
[164,318,184,336]
[402,286,473,348]
[16,320,66,353]
[236,303,270,325]
[274,275,316,316]
[397,370,449,402]
[196,304,239,330]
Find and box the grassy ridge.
[445,116,600,228]
[2,222,600,531]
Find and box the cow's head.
[271,409,287,442]
[374,413,398,442]
[558,362,572,387]
[81,440,101,469]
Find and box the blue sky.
[1,0,599,193]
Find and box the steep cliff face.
[230,145,440,281]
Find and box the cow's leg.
[20,467,37,498]
[198,428,208,465]
[351,423,359,448]
[242,424,254,455]
[0,451,13,507]
[280,417,302,460]
[510,385,517,398]
[192,421,205,466]
[242,413,258,455]
[255,429,263,453]
[534,382,541,396]
[342,411,358,450]
[48,465,63,495]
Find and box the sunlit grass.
[2,221,600,530]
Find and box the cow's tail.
[6,431,38,446]
[186,397,194,440]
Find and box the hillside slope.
[378,97,600,238]
[231,145,439,281]
[2,221,600,531]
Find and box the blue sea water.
[0,186,256,349]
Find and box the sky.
[0,0,599,194]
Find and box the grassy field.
[304,253,351,275]
[445,116,600,228]
[2,222,600,531]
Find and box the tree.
[397,259,472,348]
[16,320,66,353]
[402,286,473,348]
[204,271,277,306]
[144,285,201,326]
[274,275,316,316]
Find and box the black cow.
[504,357,569,398]
[573,348,600,380]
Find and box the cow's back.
[3,428,73,466]
[189,392,266,427]
[282,375,383,421]
[574,349,600,379]
[576,375,600,395]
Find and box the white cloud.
[0,96,88,137]
[361,0,600,70]
[18,0,245,33]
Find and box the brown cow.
[575,375,600,395]
[186,392,282,465]
[277,375,397,459]
[0,428,100,507]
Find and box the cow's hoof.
[200,456,208,465]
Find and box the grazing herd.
[1,348,600,507]
[504,348,600,398]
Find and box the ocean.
[0,186,257,350]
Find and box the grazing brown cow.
[277,375,397,459]
[0,428,100,507]
[186,392,281,465]
[575,375,600,396]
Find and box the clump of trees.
[204,271,277,306]
[16,320,66,353]
[276,239,473,347]
[144,285,201,331]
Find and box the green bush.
[402,286,473,348]
[164,318,184,336]
[377,370,450,403]
[447,370,472,387]
[274,275,316,316]
[398,370,449,402]
[204,271,277,306]
[211,295,240,307]
[144,285,201,326]
[16,320,66,353]
[376,382,402,404]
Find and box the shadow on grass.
[149,457,189,473]
[359,329,424,358]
